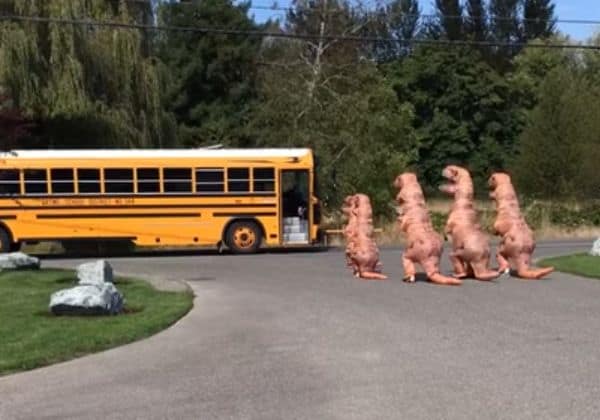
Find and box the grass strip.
[0,269,193,376]
[538,254,600,279]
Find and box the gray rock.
[49,283,124,316]
[77,260,113,286]
[589,238,600,256]
[0,252,40,270]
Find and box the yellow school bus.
[0,148,322,253]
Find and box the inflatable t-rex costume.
[488,173,554,279]
[394,173,461,286]
[440,165,499,281]
[342,194,387,280]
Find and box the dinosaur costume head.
[393,173,425,207]
[354,194,373,218]
[342,195,356,217]
[440,165,473,199]
[487,172,517,203]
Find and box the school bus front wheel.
[225,220,263,254]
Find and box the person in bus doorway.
[283,184,307,219]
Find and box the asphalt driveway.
[1,240,598,420]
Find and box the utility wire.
[0,14,599,50]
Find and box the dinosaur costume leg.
[449,252,469,278]
[496,244,511,274]
[470,260,500,281]
[402,255,417,283]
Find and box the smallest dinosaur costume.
[342,194,387,280]
[394,173,461,286]
[488,172,554,279]
[440,165,499,281]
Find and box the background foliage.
[0,0,598,218]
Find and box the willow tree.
[0,0,176,148]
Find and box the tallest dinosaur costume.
[440,165,499,281]
[488,173,554,279]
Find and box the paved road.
[1,240,599,420]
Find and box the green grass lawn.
[0,269,193,376]
[538,254,600,279]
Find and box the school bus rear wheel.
[225,221,262,254]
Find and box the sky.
[551,0,599,40]
[247,0,600,42]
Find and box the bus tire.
[0,227,13,253]
[225,220,262,254]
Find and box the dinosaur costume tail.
[359,271,388,280]
[516,266,554,280]
[472,268,501,281]
[429,272,462,286]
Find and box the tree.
[246,2,418,215]
[522,0,556,41]
[513,68,600,198]
[388,0,420,41]
[486,0,557,70]
[386,46,522,193]
[0,94,35,150]
[510,36,574,108]
[582,33,600,86]
[487,0,521,69]
[373,0,421,61]
[489,0,520,43]
[0,0,176,148]
[434,0,463,40]
[249,58,416,215]
[157,0,263,147]
[464,0,487,42]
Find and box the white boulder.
[49,283,123,316]
[590,238,600,256]
[0,252,40,270]
[49,260,123,316]
[77,260,113,286]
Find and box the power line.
[0,14,599,50]
[247,4,600,26]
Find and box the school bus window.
[253,168,275,192]
[164,168,192,193]
[104,168,133,194]
[0,169,20,195]
[137,168,160,194]
[227,168,249,192]
[196,168,224,193]
[24,169,47,194]
[51,168,75,194]
[77,169,101,194]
